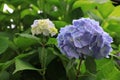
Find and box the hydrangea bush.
[1,0,120,80]
[57,18,113,59]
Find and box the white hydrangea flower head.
[31,19,58,36]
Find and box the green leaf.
[18,33,40,41]
[73,0,110,14]
[0,63,4,70]
[97,2,114,18]
[46,38,57,45]
[96,58,120,80]
[73,0,96,12]
[0,32,13,40]
[0,71,9,80]
[85,57,97,74]
[15,50,37,59]
[108,6,120,23]
[0,37,9,54]
[8,41,18,52]
[109,6,120,18]
[13,58,38,74]
[46,48,57,66]
[66,59,76,80]
[107,22,120,33]
[53,48,69,67]
[87,11,103,23]
[38,47,57,68]
[14,34,39,49]
[1,50,36,71]
[21,9,37,18]
[49,11,61,18]
[0,3,4,12]
[2,59,15,71]
[93,0,110,3]
[46,0,59,5]
[53,21,68,29]
[0,14,6,21]
[14,37,34,49]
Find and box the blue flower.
[57,18,113,59]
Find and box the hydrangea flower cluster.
[57,18,113,59]
[31,19,57,36]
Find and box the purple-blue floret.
[57,18,113,59]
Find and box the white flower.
[31,19,57,36]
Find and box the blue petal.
[62,45,79,58]
[72,31,92,48]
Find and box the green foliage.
[65,59,76,80]
[46,38,57,45]
[14,34,39,49]
[0,37,9,54]
[13,58,39,74]
[96,58,120,80]
[0,71,9,80]
[85,57,96,74]
[0,0,120,80]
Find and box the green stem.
[76,54,83,80]
[41,47,46,80]
[38,70,46,80]
[43,74,46,80]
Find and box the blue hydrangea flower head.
[57,18,113,59]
